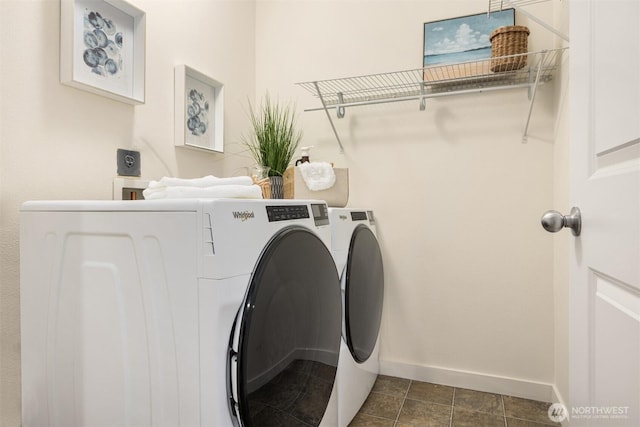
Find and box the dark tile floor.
[349,375,561,427]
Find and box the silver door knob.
[541,207,581,236]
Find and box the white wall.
[256,0,559,392]
[0,1,256,424]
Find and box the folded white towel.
[147,175,253,189]
[143,184,263,200]
[297,162,336,191]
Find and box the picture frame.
[60,0,146,104]
[423,9,515,68]
[174,65,224,153]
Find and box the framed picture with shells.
[60,0,146,104]
[174,65,224,153]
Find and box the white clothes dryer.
[328,208,384,427]
[20,199,341,427]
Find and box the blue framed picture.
[423,9,515,67]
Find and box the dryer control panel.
[350,211,368,221]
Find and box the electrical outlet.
[117,149,141,177]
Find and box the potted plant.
[244,94,302,198]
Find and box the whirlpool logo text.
[232,211,255,221]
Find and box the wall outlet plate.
[117,149,141,177]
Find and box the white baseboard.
[379,360,559,404]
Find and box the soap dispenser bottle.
[295,146,312,166]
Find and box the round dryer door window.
[345,224,384,363]
[228,226,341,427]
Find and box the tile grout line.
[392,379,412,427]
[502,394,507,427]
[449,387,456,427]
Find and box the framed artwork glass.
[423,9,515,67]
[174,65,224,153]
[60,0,146,104]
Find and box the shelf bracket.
[313,82,345,153]
[419,84,426,111]
[522,50,547,143]
[336,92,346,118]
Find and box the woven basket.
[490,25,530,72]
[252,177,271,199]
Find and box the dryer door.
[345,224,384,363]
[228,226,341,427]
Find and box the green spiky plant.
[244,94,302,177]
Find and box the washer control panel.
[266,205,310,222]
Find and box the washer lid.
[228,226,341,427]
[345,224,384,363]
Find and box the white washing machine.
[20,199,341,427]
[328,208,384,427]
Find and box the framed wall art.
[60,0,146,104]
[423,9,515,67]
[174,65,224,153]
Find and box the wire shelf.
[297,48,566,111]
[296,1,567,149]
[296,48,567,149]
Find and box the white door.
[569,0,640,425]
